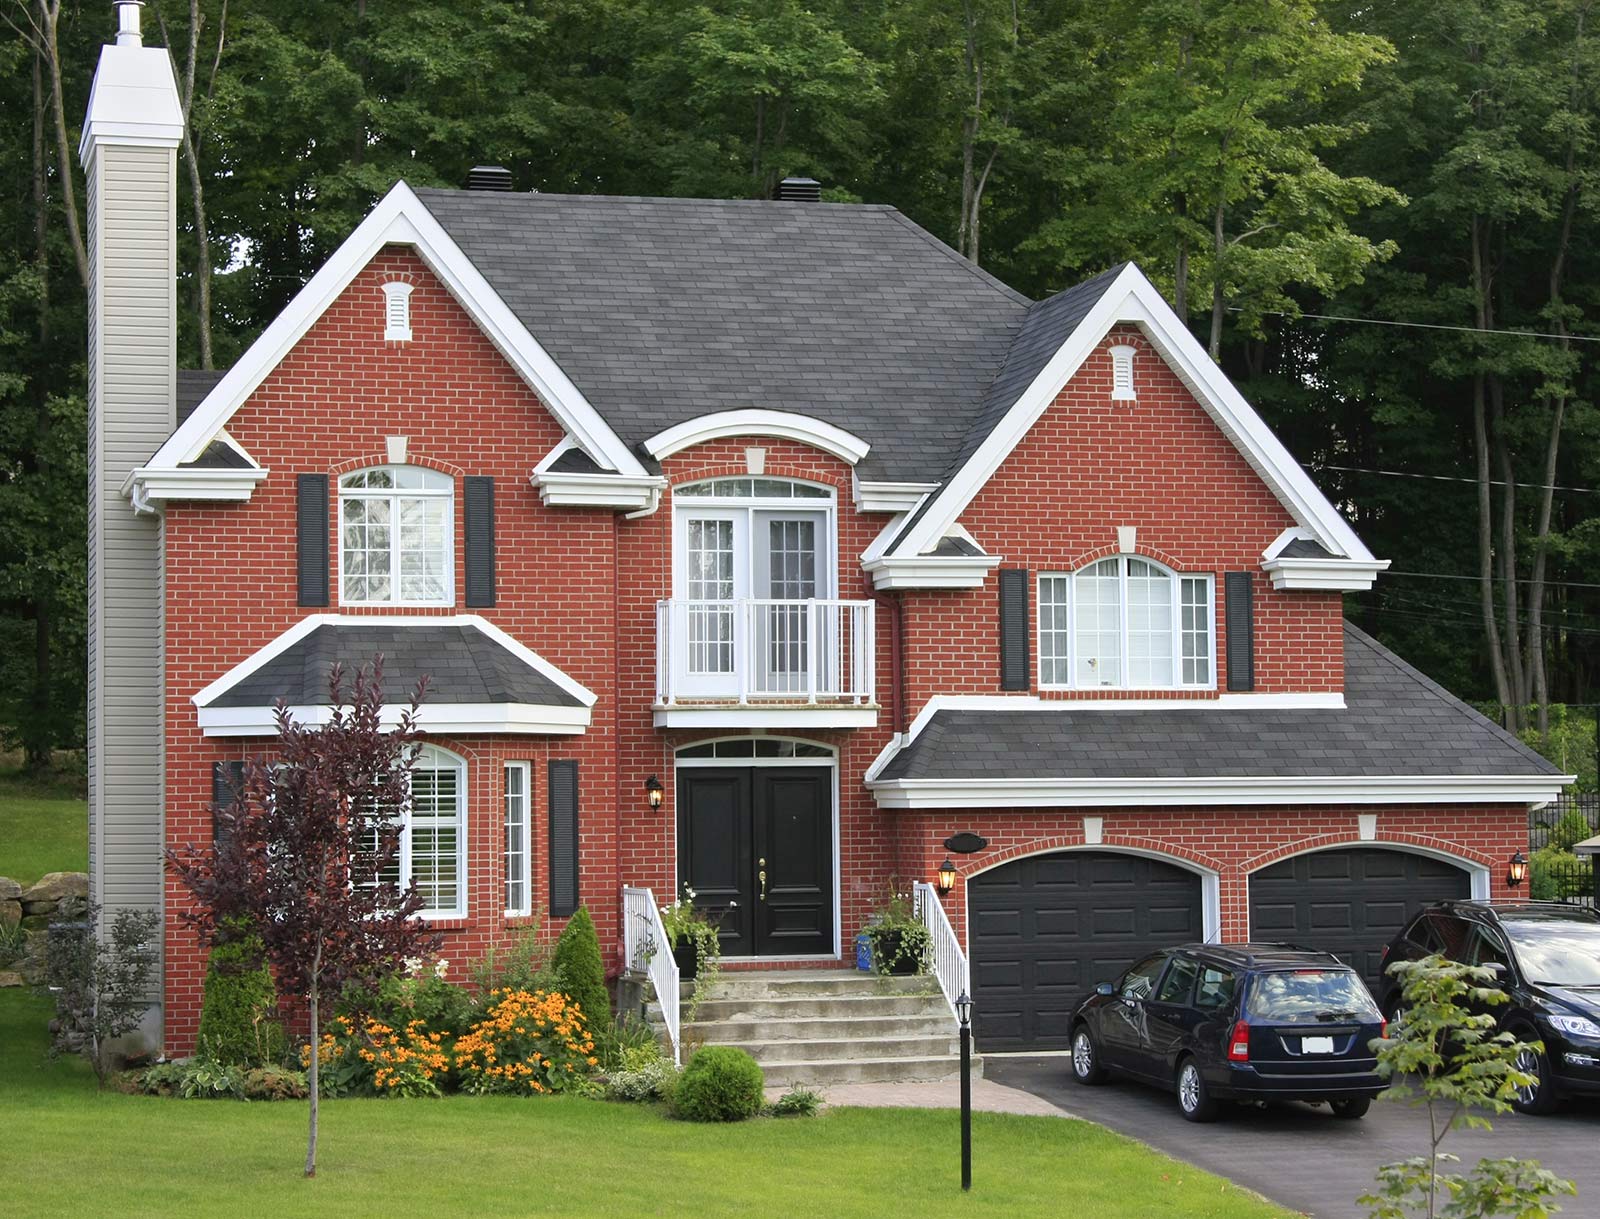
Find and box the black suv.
[1378,901,1600,1114]
[1068,943,1388,1122]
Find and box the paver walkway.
[773,1076,1071,1117]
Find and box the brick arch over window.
[1058,541,1194,573]
[329,452,466,480]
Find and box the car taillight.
[1380,943,1390,965]
[1227,1020,1251,1063]
[1379,1020,1388,1040]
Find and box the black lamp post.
[955,989,973,1191]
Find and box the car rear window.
[1246,969,1380,1024]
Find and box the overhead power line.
[1319,464,1600,496]
[1229,305,1600,344]
[1384,570,1600,593]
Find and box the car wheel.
[1176,1057,1218,1123]
[1330,1097,1370,1120]
[1510,1040,1561,1116]
[1070,1025,1108,1086]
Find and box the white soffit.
[644,410,870,466]
[145,181,646,478]
[889,264,1377,567]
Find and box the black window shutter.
[548,760,579,918]
[464,476,496,607]
[211,760,245,844]
[999,568,1030,691]
[296,474,329,606]
[1225,572,1255,691]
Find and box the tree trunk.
[1173,191,1188,318]
[1209,200,1226,360]
[26,44,53,774]
[306,958,320,1177]
[957,0,983,262]
[39,1,88,291]
[1473,371,1513,714]
[1489,373,1526,719]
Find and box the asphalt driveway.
[986,1056,1600,1219]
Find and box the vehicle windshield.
[1246,969,1380,1024]
[1504,921,1600,988]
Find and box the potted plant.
[862,886,931,977]
[659,886,720,983]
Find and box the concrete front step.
[707,970,935,999]
[688,993,948,1021]
[753,1055,981,1088]
[684,1013,956,1042]
[729,1034,959,1063]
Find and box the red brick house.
[84,7,1567,1060]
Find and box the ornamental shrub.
[551,908,610,1034]
[673,1046,765,1122]
[453,988,599,1095]
[301,1015,450,1097]
[196,932,284,1067]
[342,956,477,1039]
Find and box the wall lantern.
[936,857,958,896]
[1508,851,1529,888]
[645,775,664,811]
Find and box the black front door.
[678,766,833,957]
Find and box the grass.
[0,991,1293,1219]
[0,766,86,886]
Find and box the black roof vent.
[467,166,514,192]
[776,176,822,202]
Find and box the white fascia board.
[867,773,1576,810]
[198,702,591,738]
[863,554,1002,590]
[853,474,940,514]
[652,705,879,729]
[644,410,870,466]
[123,466,269,510]
[1262,526,1319,561]
[889,264,1376,565]
[78,45,184,164]
[532,470,667,511]
[145,182,645,477]
[192,612,597,711]
[1263,557,1391,592]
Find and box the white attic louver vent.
[1110,344,1136,401]
[382,281,414,341]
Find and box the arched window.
[1038,557,1212,689]
[338,465,453,606]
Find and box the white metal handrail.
[655,598,875,706]
[622,885,680,1065]
[914,881,969,1028]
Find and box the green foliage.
[863,885,932,976]
[466,917,565,997]
[551,907,610,1033]
[342,957,477,1039]
[453,988,598,1095]
[604,1058,681,1103]
[1517,709,1597,793]
[137,1057,310,1101]
[1360,955,1576,1218]
[196,933,284,1068]
[40,905,161,1086]
[1529,844,1591,902]
[304,1013,452,1098]
[768,1087,821,1117]
[672,1045,766,1122]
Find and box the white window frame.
[504,761,532,917]
[382,281,414,341]
[337,465,455,608]
[1036,558,1214,691]
[396,744,467,920]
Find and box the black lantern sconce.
[936,857,958,896]
[1508,850,1529,888]
[645,775,664,811]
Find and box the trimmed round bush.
[674,1046,765,1122]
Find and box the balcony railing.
[655,598,875,706]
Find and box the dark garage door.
[969,851,1204,1052]
[1249,848,1472,984]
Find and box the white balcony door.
[674,505,830,698]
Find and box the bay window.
[1038,558,1213,689]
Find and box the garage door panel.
[971,851,1204,1053]
[1249,848,1471,985]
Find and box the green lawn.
[0,991,1292,1219]
[0,767,87,886]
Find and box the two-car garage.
[968,846,1475,1052]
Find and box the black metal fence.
[1528,794,1598,904]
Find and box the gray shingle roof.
[1279,537,1340,559]
[206,622,584,709]
[181,438,253,469]
[177,369,227,425]
[877,623,1561,781]
[413,189,1112,483]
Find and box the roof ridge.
[1342,620,1561,773]
[413,185,900,212]
[880,207,1032,307]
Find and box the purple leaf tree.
[167,657,440,1176]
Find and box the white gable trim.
[146,181,646,477]
[191,612,598,711]
[889,264,1376,565]
[644,410,870,466]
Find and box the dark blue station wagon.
[1069,943,1389,1121]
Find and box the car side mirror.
[1096,982,1115,997]
[1484,961,1508,979]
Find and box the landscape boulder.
[0,877,20,901]
[0,900,20,929]
[20,872,88,906]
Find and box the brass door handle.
[759,858,768,900]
